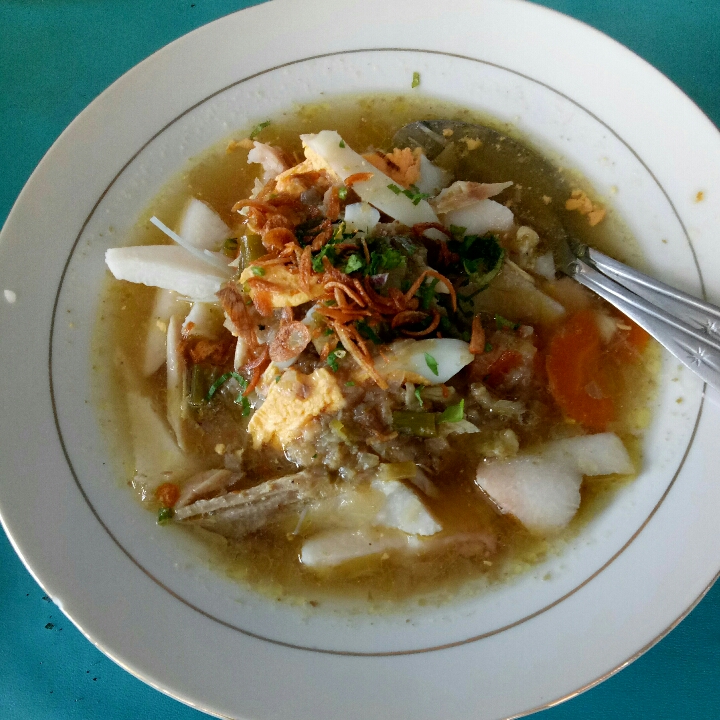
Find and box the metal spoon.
[394,120,720,390]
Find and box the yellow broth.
[94,94,659,608]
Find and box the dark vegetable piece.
[240,234,265,269]
[392,411,437,437]
[222,237,238,257]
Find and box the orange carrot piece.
[155,483,180,508]
[546,310,613,430]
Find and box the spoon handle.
[563,248,720,390]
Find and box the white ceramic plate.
[2,0,720,717]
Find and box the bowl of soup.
[1,1,719,718]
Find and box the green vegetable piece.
[251,266,266,277]
[188,364,211,408]
[417,277,439,310]
[345,381,356,387]
[327,350,340,372]
[338,186,348,200]
[458,233,505,288]
[424,352,439,376]
[222,237,238,257]
[344,254,364,274]
[356,320,382,344]
[411,71,420,88]
[439,399,464,424]
[495,314,520,331]
[484,342,493,353]
[387,183,402,195]
[414,385,425,409]
[366,246,404,275]
[240,234,265,269]
[235,394,252,416]
[401,185,430,205]
[339,140,346,148]
[392,411,437,438]
[157,507,174,525]
[250,120,270,139]
[449,225,467,241]
[206,371,247,401]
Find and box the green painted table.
[1,1,719,717]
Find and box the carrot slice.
[627,320,650,350]
[546,310,613,430]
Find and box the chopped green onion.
[414,385,424,408]
[439,399,464,424]
[324,299,338,306]
[157,507,174,525]
[424,352,439,376]
[495,314,520,331]
[392,411,437,437]
[366,246,404,275]
[206,371,247,401]
[449,225,467,241]
[339,140,346,148]
[234,394,252,416]
[411,71,420,89]
[401,185,430,205]
[251,266,266,277]
[275,375,282,383]
[323,328,334,336]
[345,381,356,387]
[344,254,364,274]
[484,342,493,353]
[338,186,348,200]
[387,183,402,195]
[327,350,341,372]
[249,120,270,139]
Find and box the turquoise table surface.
[1,1,720,718]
